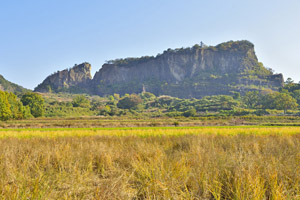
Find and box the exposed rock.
[34,62,92,93]
[91,40,284,98]
[35,41,285,98]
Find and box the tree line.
[0,91,44,120]
[1,80,300,121]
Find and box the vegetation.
[21,92,45,117]
[0,75,31,95]
[117,94,143,109]
[0,91,32,121]
[1,82,300,198]
[0,128,299,199]
[72,95,91,108]
[1,41,300,199]
[2,81,300,121]
[243,91,298,113]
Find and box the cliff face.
[34,62,92,93]
[94,42,254,84]
[92,41,284,98]
[35,41,284,98]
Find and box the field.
[0,126,299,199]
[2,115,300,129]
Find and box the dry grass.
[0,129,299,199]
[1,115,297,129]
[0,126,300,138]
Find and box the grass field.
[2,115,300,129]
[0,127,299,199]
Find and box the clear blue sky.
[1,0,300,89]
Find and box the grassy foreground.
[0,127,299,199]
[1,126,300,138]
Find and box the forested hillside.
[0,75,31,95]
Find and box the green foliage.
[117,94,143,109]
[264,92,298,114]
[0,75,31,95]
[183,108,197,117]
[22,105,33,119]
[0,91,12,121]
[291,89,300,105]
[195,95,240,112]
[8,82,300,120]
[72,95,91,108]
[281,82,300,106]
[140,92,156,101]
[232,92,241,100]
[215,40,256,54]
[243,91,261,108]
[7,92,25,119]
[285,77,294,84]
[0,91,32,121]
[173,121,180,126]
[244,62,273,76]
[21,93,45,117]
[243,90,298,114]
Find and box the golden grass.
[0,126,300,138]
[0,128,299,199]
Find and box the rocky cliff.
[35,41,284,98]
[34,62,92,93]
[91,40,284,98]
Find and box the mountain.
[35,40,284,98]
[34,62,92,93]
[0,74,31,94]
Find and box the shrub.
[117,94,143,109]
[183,108,197,117]
[72,95,90,108]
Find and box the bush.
[117,94,143,109]
[72,95,90,108]
[183,108,197,117]
[173,121,180,127]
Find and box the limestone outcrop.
[35,41,284,98]
[34,62,92,93]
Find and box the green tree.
[117,94,143,109]
[21,92,45,117]
[140,92,156,100]
[242,91,261,108]
[183,108,196,117]
[72,95,90,108]
[291,89,300,105]
[22,105,33,119]
[232,92,241,100]
[7,92,24,119]
[285,77,294,84]
[0,91,12,120]
[273,92,298,114]
[262,92,298,114]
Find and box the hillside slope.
[0,75,31,94]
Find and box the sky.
[0,0,300,89]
